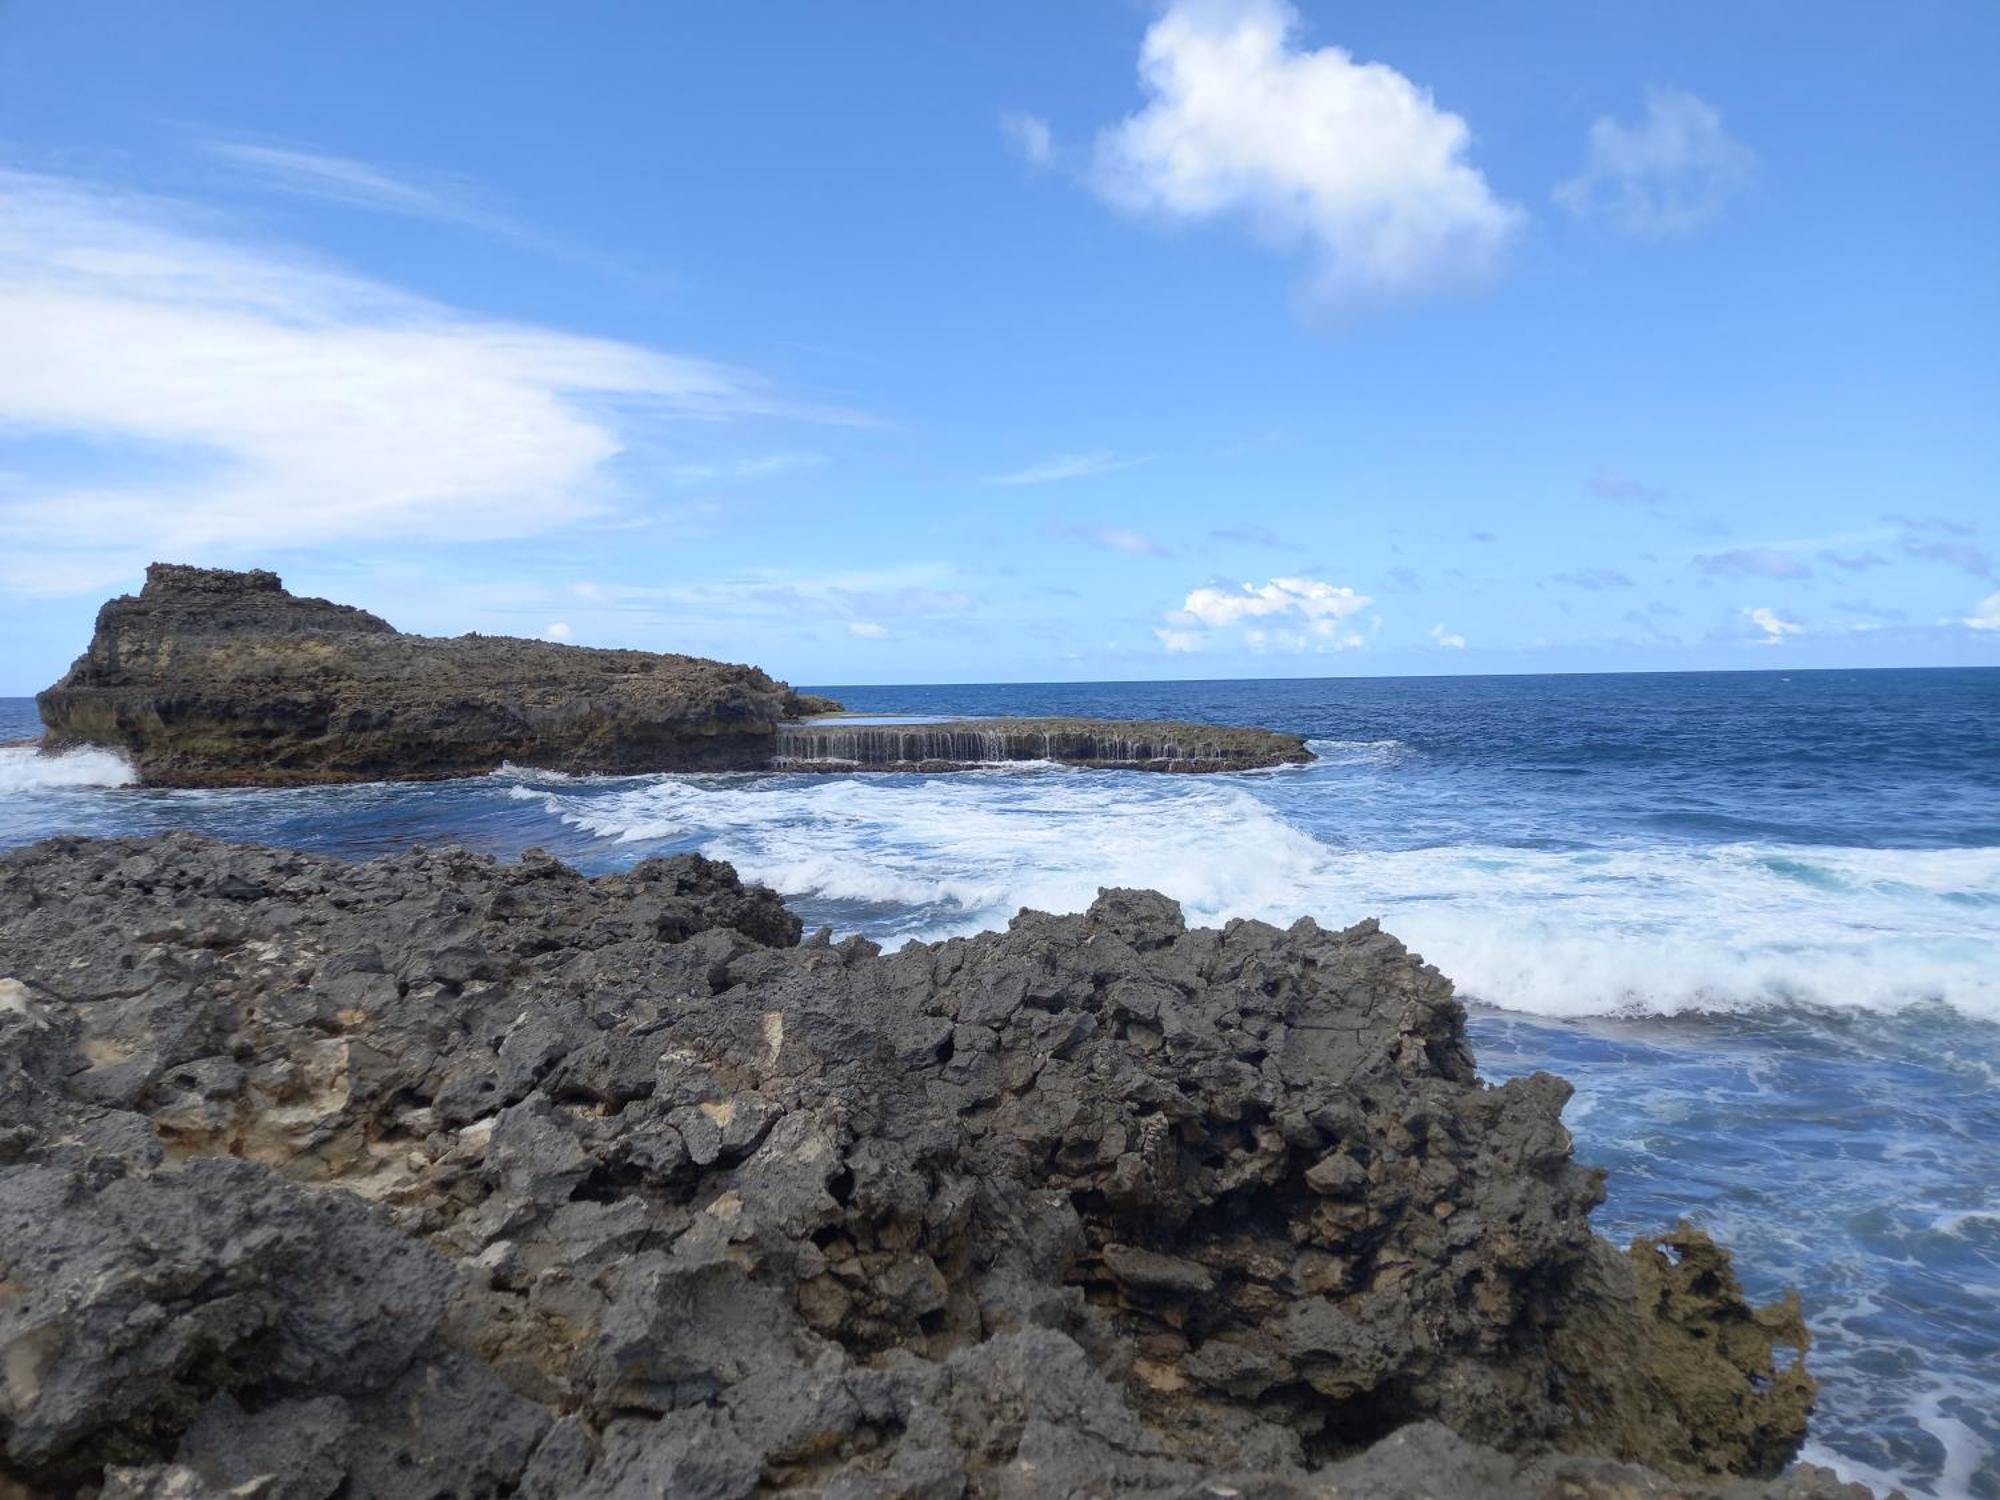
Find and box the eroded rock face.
[0,834,1867,1499]
[35,564,838,785]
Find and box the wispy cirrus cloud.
[1697,547,1813,581]
[1209,523,1293,548]
[999,112,1055,167]
[1054,522,1169,556]
[1589,470,1673,508]
[1548,567,1635,590]
[0,165,860,595]
[561,566,974,627]
[206,140,493,223]
[669,453,825,486]
[201,138,650,282]
[1867,514,1992,577]
[1555,88,1754,237]
[1087,0,1520,310]
[988,450,1150,487]
[1901,535,1992,577]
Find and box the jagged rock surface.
[0,834,1866,1499]
[35,564,840,786]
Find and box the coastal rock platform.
[0,832,1876,1499]
[775,717,1312,772]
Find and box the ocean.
[2,668,1995,1497]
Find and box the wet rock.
[0,833,1873,1499]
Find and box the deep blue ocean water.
[3,668,1996,1496]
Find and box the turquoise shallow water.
[3,668,1996,1496]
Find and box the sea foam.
[508,768,2000,1023]
[0,744,136,792]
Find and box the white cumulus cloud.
[1963,592,2000,631]
[1745,606,1804,645]
[0,167,858,595]
[847,621,890,639]
[543,621,573,641]
[1555,88,1754,237]
[1428,622,1466,648]
[1090,0,1520,307]
[1158,575,1371,652]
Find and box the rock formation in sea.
[34,565,1311,786]
[0,833,1876,1499]
[35,564,839,786]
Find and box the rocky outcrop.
[36,565,839,786]
[775,718,1312,772]
[0,834,1865,1500]
[36,567,1312,786]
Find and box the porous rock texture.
[0,834,1871,1500]
[35,565,841,786]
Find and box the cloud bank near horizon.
[0,166,854,595]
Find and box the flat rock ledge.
[0,834,1879,1500]
[775,719,1311,773]
[34,566,1306,785]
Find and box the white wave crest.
[1304,736,1409,763]
[0,744,136,791]
[511,769,2000,1022]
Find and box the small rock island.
[35,565,1312,786]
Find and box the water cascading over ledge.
[773,716,1313,772]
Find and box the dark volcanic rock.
[0,834,1869,1499]
[36,564,840,786]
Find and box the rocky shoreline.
[34,567,1309,785]
[0,832,1882,1499]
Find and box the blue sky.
[2,0,1996,692]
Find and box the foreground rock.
[0,834,1868,1499]
[776,718,1312,772]
[35,566,1309,786]
[37,564,840,786]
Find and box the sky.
[1,0,1996,692]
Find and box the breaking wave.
[0,744,136,791]
[507,768,2000,1023]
